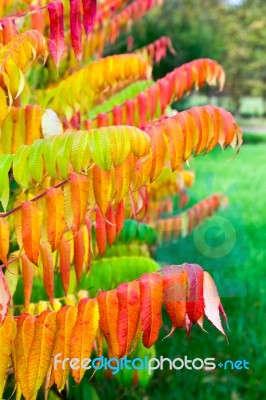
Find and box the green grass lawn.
[148,143,266,400]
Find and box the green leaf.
[42,135,61,178]
[88,128,112,171]
[29,140,45,183]
[4,257,19,296]
[88,81,154,119]
[13,145,31,189]
[81,256,159,296]
[70,132,89,173]
[56,134,74,179]
[0,154,13,211]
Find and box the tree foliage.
[0,0,243,398]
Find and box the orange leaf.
[114,155,133,203]
[115,200,125,235]
[53,306,77,391]
[73,227,85,283]
[46,187,66,252]
[70,299,99,383]
[162,117,184,171]
[93,166,112,215]
[147,125,166,182]
[106,206,117,246]
[21,255,35,312]
[162,265,188,329]
[0,217,10,264]
[117,281,140,357]
[21,202,42,265]
[98,290,120,357]
[139,273,163,348]
[69,173,90,233]
[40,243,54,304]
[131,155,152,192]
[59,238,71,296]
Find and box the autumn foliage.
[0,0,242,398]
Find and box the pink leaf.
[113,106,123,125]
[70,0,83,61]
[82,0,97,36]
[203,271,227,337]
[125,100,135,125]
[0,270,11,325]
[137,93,147,127]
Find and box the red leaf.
[48,2,65,69]
[184,263,204,323]
[95,208,107,256]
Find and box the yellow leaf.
[0,87,8,123]
[13,314,35,400]
[0,316,15,399]
[27,310,57,400]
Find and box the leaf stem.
[0,179,68,218]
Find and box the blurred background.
[107,0,266,122]
[99,1,266,399]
